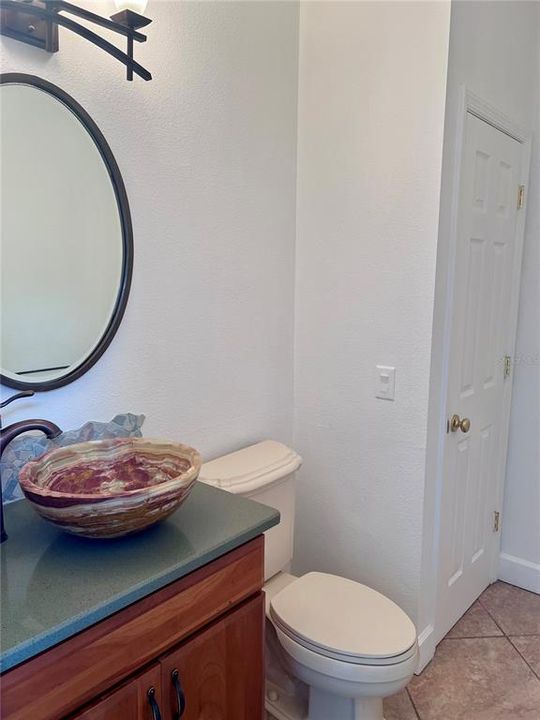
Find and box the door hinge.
[493,511,501,532]
[518,185,525,210]
[504,355,512,380]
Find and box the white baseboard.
[415,624,435,674]
[499,553,540,594]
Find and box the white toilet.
[200,440,419,720]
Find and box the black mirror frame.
[0,73,134,392]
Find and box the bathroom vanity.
[0,482,279,720]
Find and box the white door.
[436,112,525,640]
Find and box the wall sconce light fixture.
[0,0,152,81]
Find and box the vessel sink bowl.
[19,438,201,539]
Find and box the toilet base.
[308,687,384,720]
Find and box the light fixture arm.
[56,1,148,42]
[0,0,152,81]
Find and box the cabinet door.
[160,594,264,720]
[71,664,163,720]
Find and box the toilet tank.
[199,441,302,581]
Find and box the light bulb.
[114,0,148,14]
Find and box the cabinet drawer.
[1,537,263,720]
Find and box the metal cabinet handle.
[147,687,162,720]
[172,669,186,718]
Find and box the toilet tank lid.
[199,440,302,494]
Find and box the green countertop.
[0,481,279,672]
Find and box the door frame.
[418,86,532,672]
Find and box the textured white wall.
[293,1,451,622]
[422,0,540,635]
[0,1,299,460]
[502,37,540,592]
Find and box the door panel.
[437,112,523,639]
[71,664,162,720]
[160,594,264,720]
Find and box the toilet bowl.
[269,571,418,720]
[199,441,419,720]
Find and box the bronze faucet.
[0,391,62,543]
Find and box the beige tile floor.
[385,581,540,720]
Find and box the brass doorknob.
[450,414,471,433]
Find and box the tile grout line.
[499,634,540,681]
[406,686,422,720]
[479,588,540,640]
[507,636,540,682]
[478,583,540,636]
[478,588,540,683]
[477,593,509,637]
[498,632,540,637]
[445,633,504,640]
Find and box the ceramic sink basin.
[19,438,201,539]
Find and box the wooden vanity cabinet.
[72,595,264,720]
[2,537,265,720]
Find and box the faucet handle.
[0,390,35,409]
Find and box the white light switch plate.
[375,365,396,400]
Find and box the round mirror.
[0,74,133,391]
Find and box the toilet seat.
[272,613,418,667]
[269,572,417,666]
[274,624,419,687]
